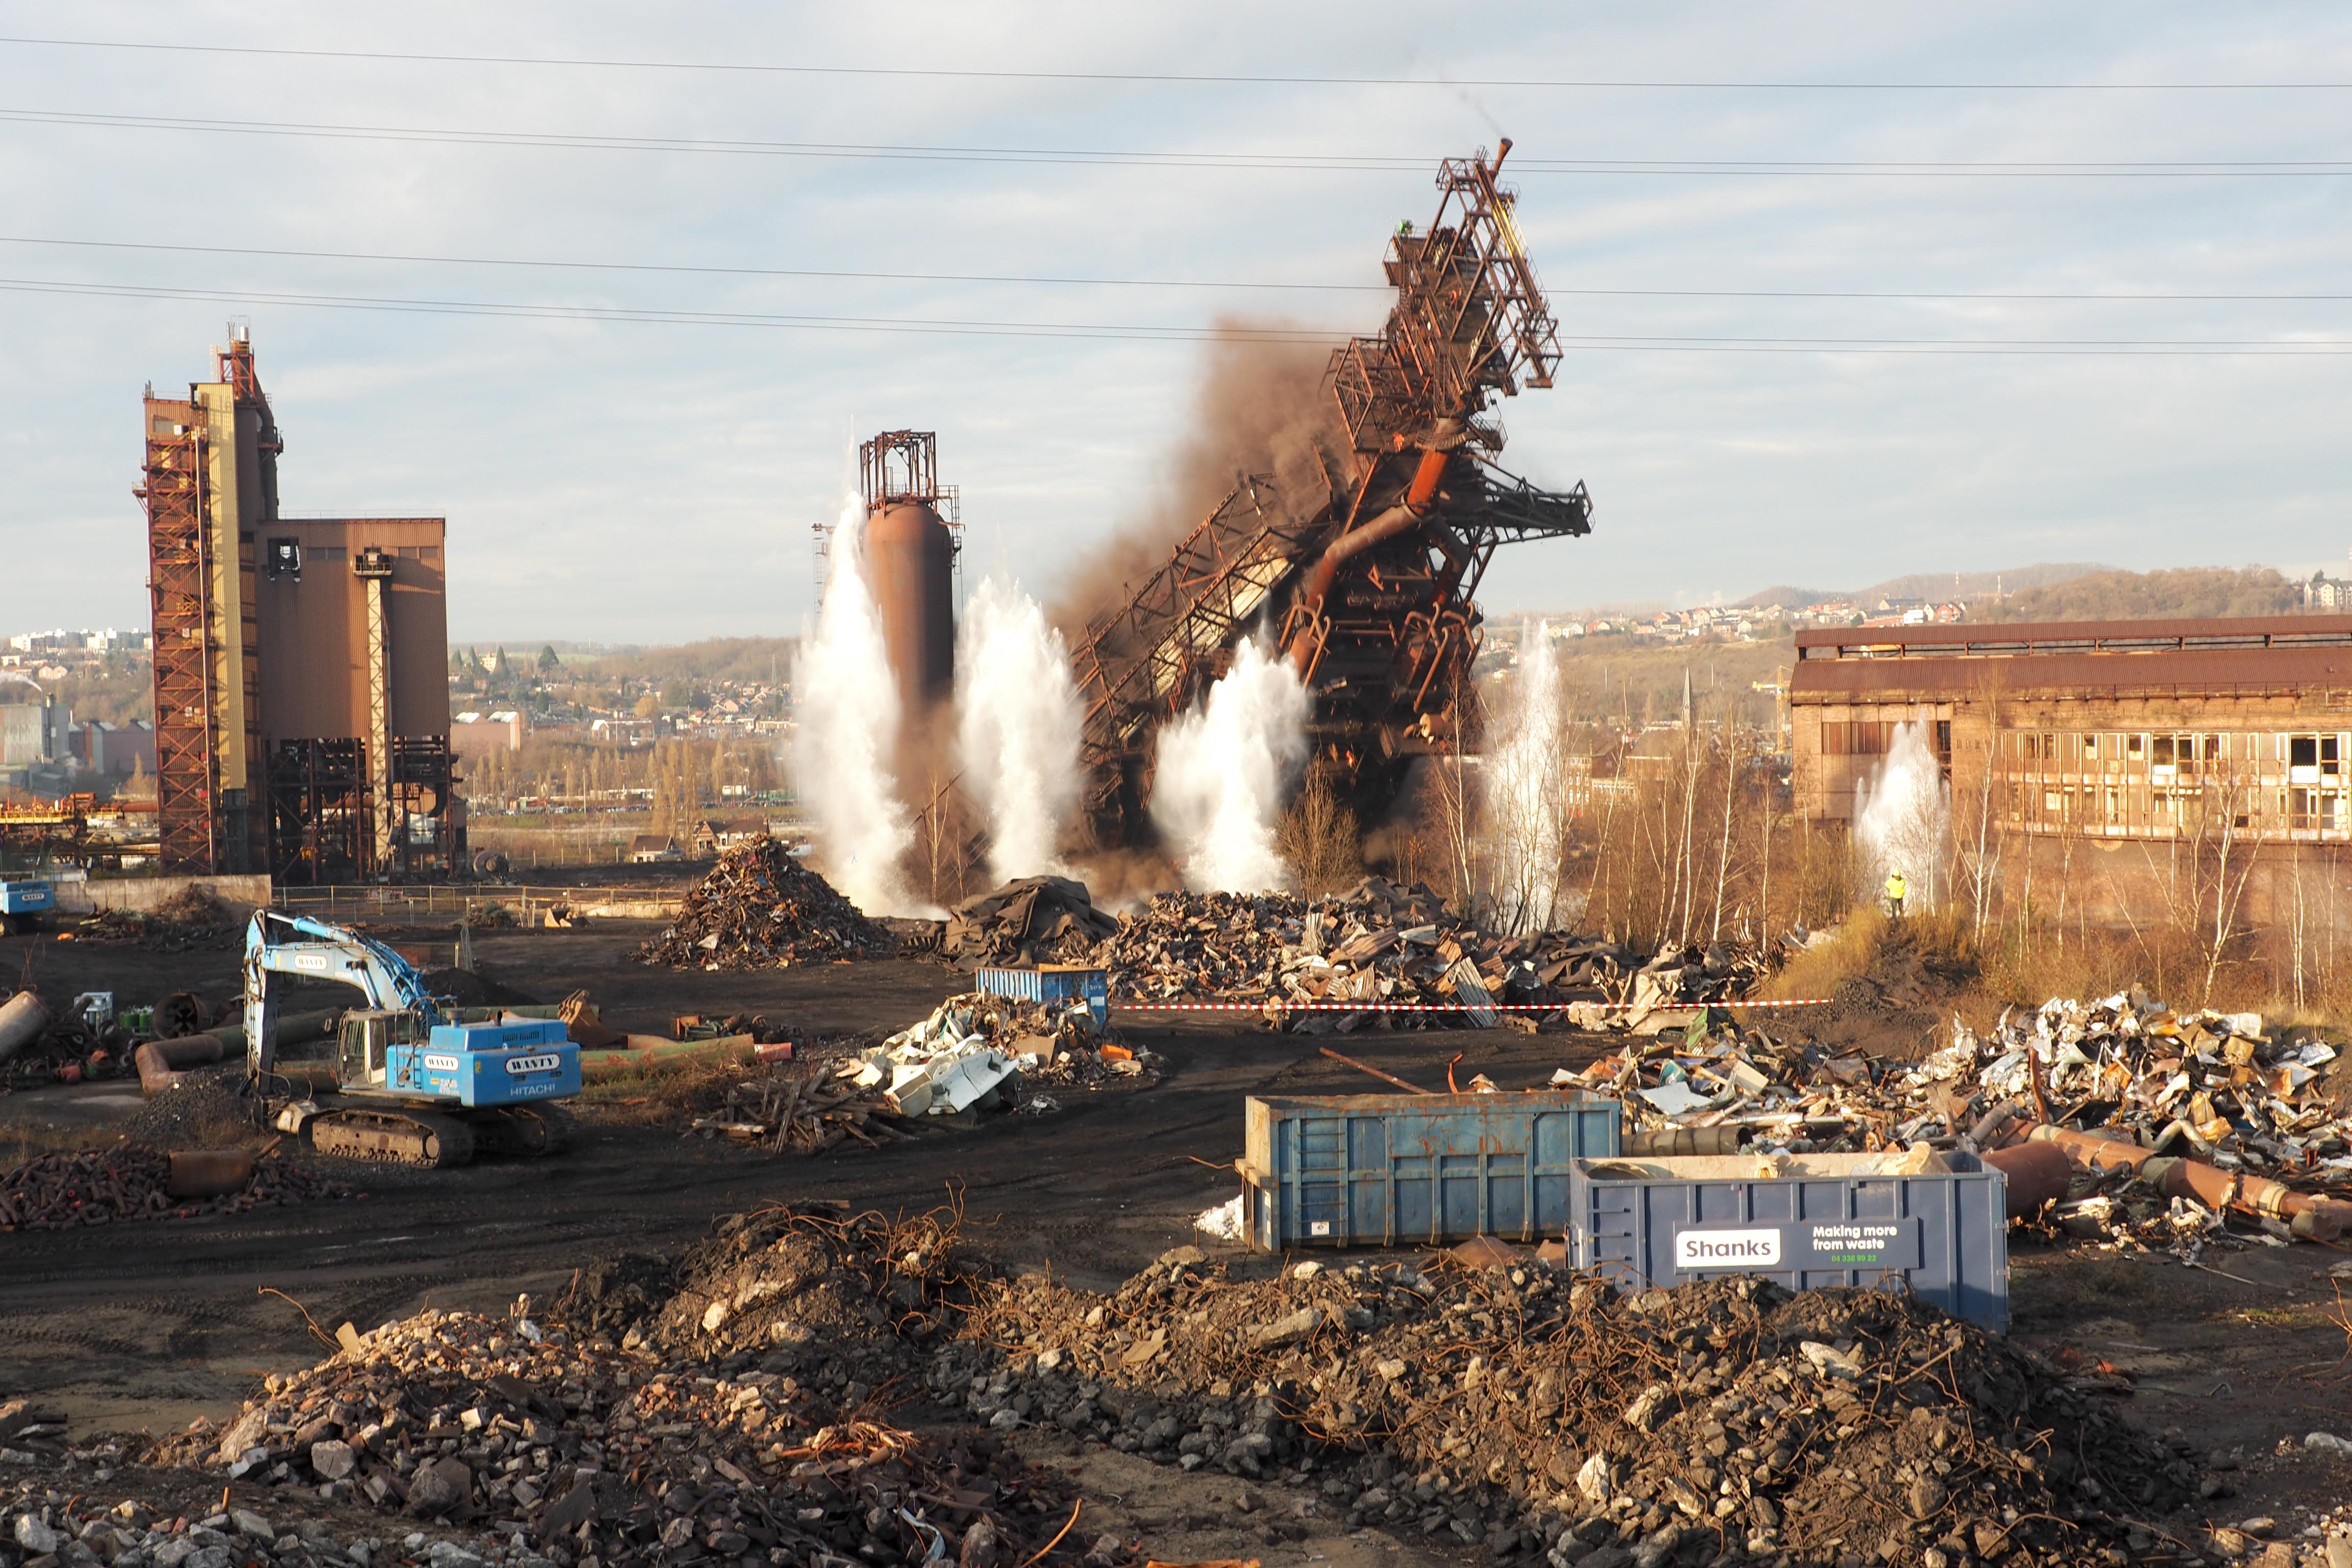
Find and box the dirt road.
[0,922,1590,1436]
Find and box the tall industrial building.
[140,331,456,881]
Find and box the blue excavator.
[243,909,581,1168]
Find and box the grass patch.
[1762,908,1887,1001]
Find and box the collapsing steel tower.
[1071,140,1594,842]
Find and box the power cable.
[4,34,2351,90]
[10,273,2352,352]
[6,107,2352,176]
[3,234,2347,306]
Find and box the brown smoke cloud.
[1047,322,1352,646]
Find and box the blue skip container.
[1569,1150,2011,1330]
[975,964,1110,1027]
[1240,1090,1621,1249]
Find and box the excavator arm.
[242,910,435,1077]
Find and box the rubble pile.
[1095,877,1732,1031]
[692,1069,921,1156]
[132,1206,1109,1568]
[143,1304,1097,1568]
[882,992,1157,1096]
[0,1144,349,1231]
[74,887,240,949]
[954,1252,2199,1567]
[1929,995,2351,1185]
[635,838,895,970]
[941,877,1119,969]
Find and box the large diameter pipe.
[0,991,47,1063]
[1286,437,1457,673]
[1980,1141,2072,1219]
[136,1034,225,1097]
[166,1148,256,1198]
[2031,1124,2352,1242]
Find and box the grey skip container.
[1569,1150,2010,1330]
[974,964,1110,1027]
[1239,1090,1621,1250]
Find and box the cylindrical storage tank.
[862,502,955,715]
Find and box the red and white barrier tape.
[1107,997,1833,1013]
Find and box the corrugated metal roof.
[1791,642,2352,702]
[1795,614,2352,658]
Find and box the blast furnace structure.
[140,331,457,883]
[1070,141,1595,844]
[859,429,959,720]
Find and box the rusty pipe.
[1287,437,1457,671]
[135,1032,226,1096]
[166,1147,256,1199]
[1979,1141,2072,1219]
[2031,1125,2352,1241]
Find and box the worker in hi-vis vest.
[1884,870,1907,918]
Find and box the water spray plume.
[793,489,919,916]
[1855,720,1950,912]
[1486,622,1565,934]
[956,577,1083,884]
[1150,635,1310,892]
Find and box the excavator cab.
[336,1008,424,1090]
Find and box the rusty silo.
[859,430,958,714]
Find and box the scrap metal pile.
[143,1206,1113,1568]
[940,876,1118,969]
[635,837,895,969]
[70,885,240,949]
[950,1249,2195,1566]
[692,1068,921,1156]
[842,992,1160,1119]
[1571,990,2352,1252]
[1095,876,1766,1030]
[0,1144,348,1231]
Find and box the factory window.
[2126,733,2145,762]
[2082,734,2100,760]
[2292,736,2318,768]
[2152,734,2174,768]
[421,546,442,562]
[1820,721,1849,756]
[1934,720,1952,764]
[310,545,347,562]
[266,536,301,580]
[2330,737,2343,777]
[2044,789,2062,817]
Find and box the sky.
[4,4,2352,642]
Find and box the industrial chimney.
[858,431,958,715]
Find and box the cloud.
[2,2,2351,639]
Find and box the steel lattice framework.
[1072,141,1593,843]
[140,420,219,873]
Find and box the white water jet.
[956,576,1084,885]
[1854,719,1950,911]
[792,491,919,916]
[1486,622,1566,934]
[1150,635,1311,892]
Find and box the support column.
[355,546,396,874]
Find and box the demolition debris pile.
[636,837,895,969]
[0,1144,348,1231]
[941,876,1119,969]
[145,1207,1113,1568]
[74,885,240,948]
[955,1252,2197,1567]
[1095,876,1764,1028]
[1570,987,2352,1254]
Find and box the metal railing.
[271,883,683,921]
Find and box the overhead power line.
[6,106,2352,177]
[9,273,2352,353]
[4,34,2351,90]
[9,233,2352,305]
